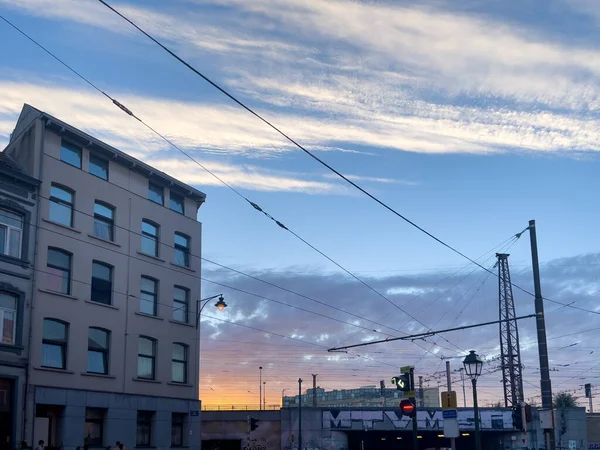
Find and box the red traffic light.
[400,399,416,418]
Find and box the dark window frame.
[84,407,105,447]
[60,140,82,169]
[49,184,74,227]
[136,410,154,447]
[148,182,164,205]
[140,276,158,316]
[171,413,185,447]
[91,261,113,305]
[137,336,156,380]
[93,201,115,241]
[171,342,188,384]
[87,327,110,374]
[47,247,72,295]
[89,154,109,180]
[169,191,185,214]
[141,219,159,257]
[173,232,190,268]
[172,286,189,323]
[42,318,69,369]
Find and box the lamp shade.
[215,296,227,311]
[463,350,483,380]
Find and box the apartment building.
[0,151,39,450]
[3,104,207,450]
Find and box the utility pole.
[312,374,318,408]
[418,375,424,407]
[263,381,266,410]
[459,368,467,407]
[446,361,456,450]
[259,366,263,410]
[410,367,418,450]
[298,378,302,450]
[528,220,555,450]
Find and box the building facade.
[283,385,440,409]
[3,104,206,450]
[0,151,39,450]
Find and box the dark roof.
[0,152,24,173]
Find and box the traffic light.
[247,416,259,432]
[512,406,524,431]
[391,373,411,391]
[400,399,416,418]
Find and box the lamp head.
[215,296,227,311]
[462,350,483,381]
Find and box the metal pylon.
[497,253,524,408]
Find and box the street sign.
[443,417,459,438]
[401,365,412,374]
[442,409,458,419]
[441,391,457,409]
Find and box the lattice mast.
[497,253,524,407]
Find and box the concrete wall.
[588,414,600,448]
[202,410,282,450]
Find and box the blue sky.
[1,0,599,407]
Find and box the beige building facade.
[3,104,207,450]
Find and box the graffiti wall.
[323,409,514,431]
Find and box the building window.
[93,201,114,241]
[89,154,108,180]
[49,184,74,227]
[140,276,157,316]
[171,343,187,384]
[42,319,68,369]
[172,287,188,323]
[148,182,163,205]
[0,208,23,258]
[87,327,109,374]
[84,408,105,447]
[47,248,72,294]
[137,337,156,380]
[91,261,112,304]
[169,192,184,214]
[136,411,154,447]
[141,220,159,257]
[60,140,82,168]
[171,413,185,447]
[173,233,190,267]
[0,292,17,345]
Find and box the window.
[137,337,156,380]
[171,413,185,447]
[87,327,110,374]
[0,208,23,258]
[93,201,114,241]
[140,277,157,316]
[89,154,108,180]
[84,408,105,447]
[0,292,17,345]
[49,185,74,227]
[136,411,154,447]
[91,262,112,305]
[148,182,163,205]
[169,192,184,214]
[171,343,187,384]
[172,287,188,323]
[173,233,190,267]
[141,220,158,257]
[60,140,81,168]
[42,319,68,369]
[47,248,72,294]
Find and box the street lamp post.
[259,367,263,410]
[196,294,228,401]
[463,350,483,450]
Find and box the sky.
[1,0,599,409]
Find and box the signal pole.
[298,378,302,450]
[528,220,555,450]
[410,367,418,450]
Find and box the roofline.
[0,162,41,189]
[31,107,206,204]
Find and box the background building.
[3,104,206,450]
[0,151,39,450]
[283,385,440,408]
